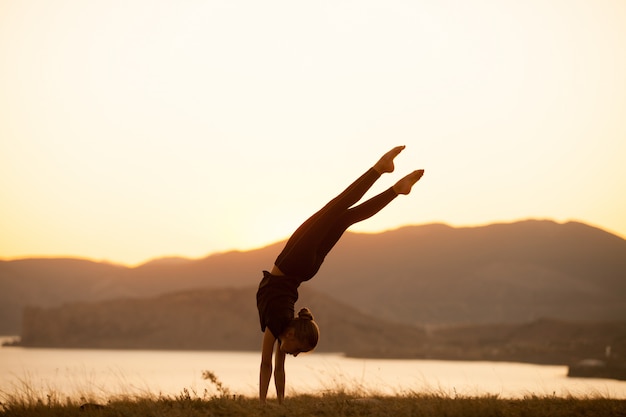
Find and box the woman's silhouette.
[256,145,424,404]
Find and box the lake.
[1,337,625,401]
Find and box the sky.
[1,0,625,266]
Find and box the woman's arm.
[259,328,276,404]
[274,343,286,404]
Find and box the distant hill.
[2,219,625,335]
[18,286,427,355]
[316,220,626,326]
[16,287,626,365]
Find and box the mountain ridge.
[1,219,625,335]
[15,286,626,365]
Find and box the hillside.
[18,286,427,355]
[15,287,626,365]
[1,219,625,334]
[316,220,626,325]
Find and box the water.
[1,337,625,401]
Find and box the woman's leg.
[315,169,425,265]
[273,146,409,280]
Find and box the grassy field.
[2,391,626,417]
[2,371,625,416]
[3,377,626,417]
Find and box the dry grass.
[1,371,625,417]
[2,392,626,417]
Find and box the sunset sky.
[1,0,625,266]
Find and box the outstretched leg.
[273,146,422,281]
[316,145,406,218]
[315,169,425,261]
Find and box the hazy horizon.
[1,218,622,267]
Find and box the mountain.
[0,247,280,334]
[315,220,626,326]
[16,287,626,365]
[18,286,427,356]
[1,219,625,335]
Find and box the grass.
[1,371,625,417]
[2,392,625,417]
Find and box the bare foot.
[373,145,405,174]
[393,170,424,195]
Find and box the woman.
[256,145,424,404]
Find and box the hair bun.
[297,307,314,321]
